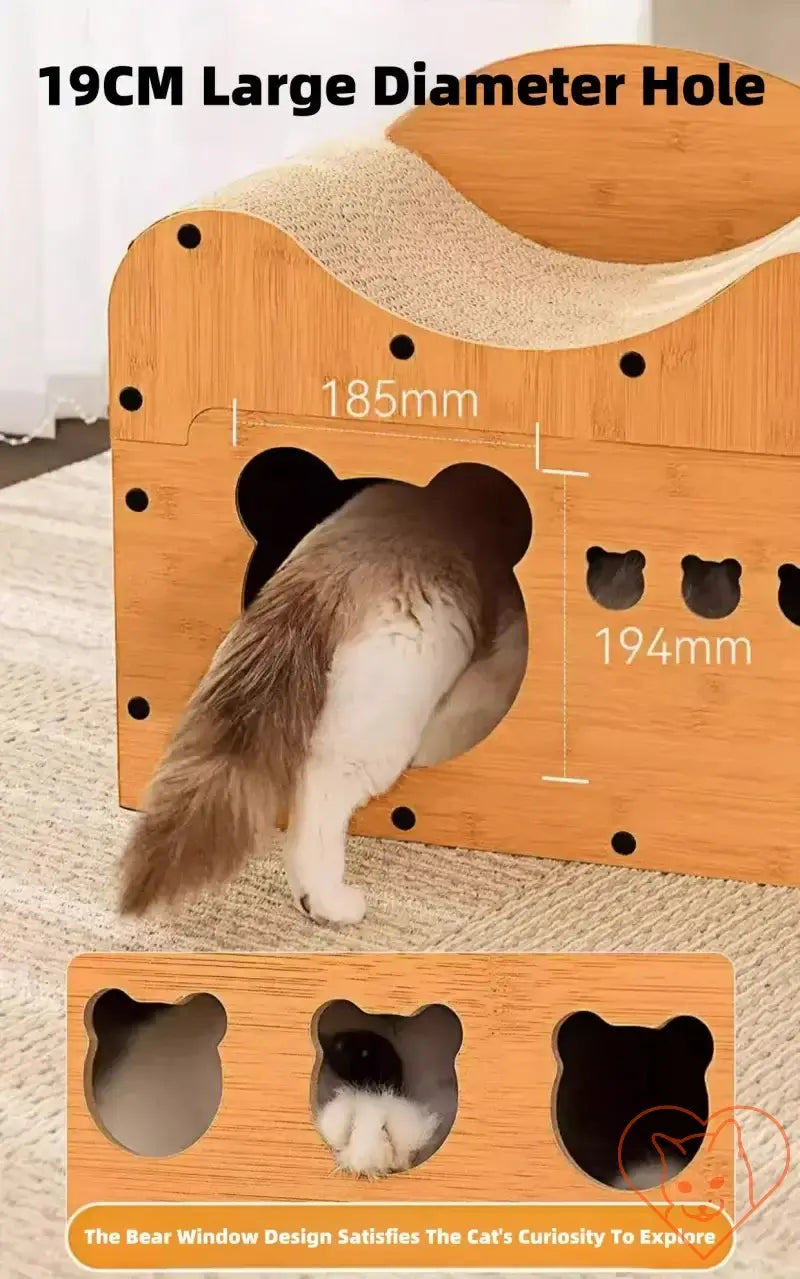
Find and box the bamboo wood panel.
[114,411,800,888]
[67,952,733,1214]
[109,211,800,458]
[388,45,800,262]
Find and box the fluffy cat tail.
[119,561,351,915]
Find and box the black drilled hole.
[619,351,646,378]
[391,806,416,831]
[119,386,143,412]
[125,488,149,512]
[611,831,636,856]
[235,446,388,609]
[177,223,202,249]
[389,334,415,360]
[127,697,150,721]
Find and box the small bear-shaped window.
[586,547,646,610]
[311,999,462,1179]
[778,563,800,626]
[554,1010,714,1190]
[681,555,741,619]
[87,989,227,1157]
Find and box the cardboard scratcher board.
[67,952,734,1269]
[110,43,800,887]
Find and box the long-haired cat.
[119,464,532,925]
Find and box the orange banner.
[68,1202,734,1270]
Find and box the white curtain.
[0,0,651,443]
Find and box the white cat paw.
[297,883,367,926]
[316,1086,439,1177]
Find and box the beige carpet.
[1,452,798,1279]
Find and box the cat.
[554,1011,715,1191]
[90,996,460,1179]
[119,463,531,926]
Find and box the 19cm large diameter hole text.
[597,626,752,666]
[323,380,478,420]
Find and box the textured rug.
[1,453,798,1278]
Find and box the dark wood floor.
[0,418,110,490]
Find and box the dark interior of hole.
[778,563,800,626]
[611,830,636,856]
[236,447,388,608]
[586,546,646,611]
[619,351,646,377]
[319,1028,405,1094]
[554,1011,714,1190]
[391,806,416,831]
[681,555,741,620]
[428,462,532,567]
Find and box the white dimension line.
[534,420,590,478]
[232,397,239,447]
[537,441,590,786]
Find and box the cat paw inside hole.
[311,999,462,1178]
[553,1010,714,1191]
[86,989,227,1157]
[586,546,646,610]
[681,555,741,619]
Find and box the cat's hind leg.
[283,595,473,925]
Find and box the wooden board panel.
[388,45,800,262]
[67,952,733,1214]
[113,412,800,887]
[110,211,800,459]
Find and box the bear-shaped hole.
[777,563,800,626]
[586,546,646,610]
[310,999,463,1178]
[553,1011,714,1191]
[235,452,532,765]
[235,447,387,608]
[86,988,227,1157]
[681,555,741,619]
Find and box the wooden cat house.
[109,44,800,889]
[67,952,736,1270]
